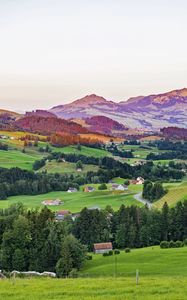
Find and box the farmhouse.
[55,210,71,221]
[111,184,128,191]
[94,242,113,254]
[67,187,78,193]
[136,177,145,184]
[84,186,95,192]
[42,199,62,206]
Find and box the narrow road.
[134,192,152,209]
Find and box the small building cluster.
[110,183,128,191]
[130,177,144,185]
[42,199,62,206]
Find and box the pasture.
[39,160,99,174]
[0,276,187,300]
[1,247,187,299]
[154,181,187,209]
[0,184,142,212]
[80,246,187,277]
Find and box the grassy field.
[80,246,187,277]
[39,160,99,174]
[0,150,38,170]
[1,247,187,299]
[48,144,112,158]
[154,181,187,209]
[0,184,142,212]
[1,276,187,300]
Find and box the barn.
[94,242,113,254]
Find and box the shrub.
[114,249,120,255]
[68,268,78,278]
[86,255,92,260]
[175,240,184,248]
[183,238,187,246]
[103,252,109,257]
[108,250,113,256]
[160,241,169,249]
[125,248,131,253]
[169,240,175,248]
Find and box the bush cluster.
[160,240,184,249]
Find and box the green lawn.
[0,186,142,212]
[1,276,187,300]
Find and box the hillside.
[14,115,88,135]
[50,88,187,129]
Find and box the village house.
[55,210,71,221]
[110,184,128,191]
[129,177,145,185]
[136,177,145,184]
[94,242,113,254]
[84,186,95,193]
[67,187,78,193]
[88,206,101,211]
[42,199,62,206]
[71,213,80,221]
[76,168,82,172]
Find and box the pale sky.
[0,0,187,111]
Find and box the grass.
[0,150,37,170]
[0,185,142,212]
[154,181,187,209]
[1,276,187,299]
[49,145,112,158]
[80,246,187,277]
[1,247,187,299]
[39,160,99,174]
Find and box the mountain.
[50,88,187,129]
[83,116,128,136]
[14,116,88,135]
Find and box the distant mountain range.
[50,88,187,129]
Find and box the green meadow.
[0,150,38,170]
[39,160,99,174]
[80,246,187,277]
[0,276,187,300]
[1,247,187,299]
[154,181,187,209]
[0,183,142,212]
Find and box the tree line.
[1,201,187,276]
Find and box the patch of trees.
[106,144,134,158]
[142,180,166,202]
[147,151,187,160]
[0,205,87,276]
[73,200,187,250]
[50,133,103,147]
[150,140,187,152]
[123,140,141,145]
[0,143,8,151]
[0,167,80,200]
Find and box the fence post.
[136,269,139,285]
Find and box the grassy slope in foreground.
[80,246,187,277]
[1,276,187,300]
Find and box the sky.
[0,0,187,111]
